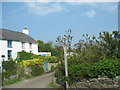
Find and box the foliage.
[2,60,17,78]
[55,30,120,86]
[74,31,120,64]
[4,78,20,85]
[68,64,89,82]
[31,65,44,77]
[19,58,44,67]
[17,51,35,60]
[48,82,60,88]
[17,51,58,63]
[98,31,120,58]
[37,40,53,52]
[17,67,25,79]
[55,64,67,86]
[51,66,55,71]
[87,58,120,78]
[51,45,64,61]
[43,56,58,63]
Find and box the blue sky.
[2,2,118,45]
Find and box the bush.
[87,58,120,78]
[19,58,44,67]
[55,64,66,86]
[17,51,58,63]
[31,65,44,77]
[2,61,17,78]
[68,64,89,82]
[51,66,55,71]
[17,51,34,60]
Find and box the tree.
[56,29,73,88]
[37,40,45,52]
[37,40,53,52]
[51,45,64,61]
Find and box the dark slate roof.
[0,28,38,44]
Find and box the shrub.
[55,64,66,86]
[17,51,34,60]
[17,51,58,63]
[2,61,17,78]
[19,58,44,67]
[31,65,44,77]
[51,66,55,71]
[68,64,89,82]
[87,58,120,78]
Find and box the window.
[29,43,32,49]
[22,42,25,49]
[30,51,32,53]
[8,50,12,58]
[7,40,12,48]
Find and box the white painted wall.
[0,39,38,61]
[38,52,51,56]
[0,40,8,61]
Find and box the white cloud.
[85,10,96,18]
[100,3,117,13]
[25,2,65,16]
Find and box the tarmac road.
[2,71,55,88]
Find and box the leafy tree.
[37,40,45,52]
[37,40,53,52]
[51,45,64,61]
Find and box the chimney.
[23,26,29,35]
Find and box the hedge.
[19,58,44,67]
[87,58,120,78]
[31,65,44,76]
[2,61,17,78]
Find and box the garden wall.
[71,76,120,88]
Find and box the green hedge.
[55,58,120,84]
[87,58,120,78]
[31,65,44,77]
[2,61,17,78]
[17,51,58,63]
[51,66,55,71]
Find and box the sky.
[2,2,118,45]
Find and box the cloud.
[67,2,117,13]
[100,3,117,13]
[25,2,65,16]
[85,10,96,18]
[25,2,117,16]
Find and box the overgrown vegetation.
[31,65,44,76]
[2,61,17,79]
[2,59,44,85]
[55,30,120,86]
[17,51,58,63]
[2,51,58,85]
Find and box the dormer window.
[7,40,12,48]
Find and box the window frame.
[7,40,12,48]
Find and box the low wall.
[71,76,120,88]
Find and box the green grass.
[48,82,60,88]
[4,78,20,85]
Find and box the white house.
[0,27,38,61]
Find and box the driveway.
[2,72,55,88]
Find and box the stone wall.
[71,76,120,88]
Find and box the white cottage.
[0,27,38,61]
